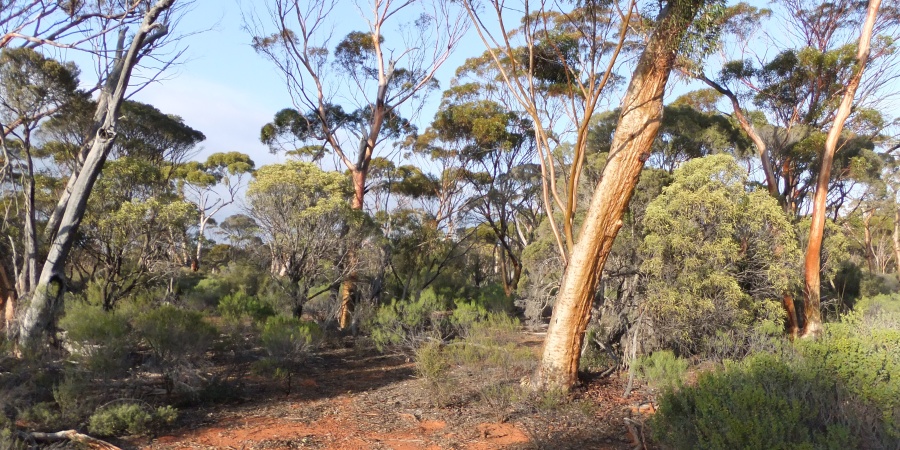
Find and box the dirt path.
[131,344,648,450]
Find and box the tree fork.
[533,0,704,391]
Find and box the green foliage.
[652,353,855,450]
[855,293,900,319]
[19,402,60,430]
[59,303,132,377]
[652,315,900,449]
[413,311,535,408]
[798,312,900,436]
[641,154,799,354]
[260,315,322,361]
[133,305,218,365]
[368,289,451,353]
[53,373,98,424]
[218,291,275,323]
[87,403,178,437]
[635,351,688,392]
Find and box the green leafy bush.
[218,291,275,322]
[635,350,688,392]
[368,290,451,353]
[133,305,218,365]
[260,315,322,361]
[87,403,178,437]
[59,303,133,377]
[641,155,800,356]
[652,313,900,449]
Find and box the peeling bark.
[534,0,703,390]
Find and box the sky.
[79,0,898,202]
[128,0,486,171]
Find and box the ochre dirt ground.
[125,334,655,450]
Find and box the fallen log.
[16,429,121,449]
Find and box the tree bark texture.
[893,208,900,276]
[802,0,880,338]
[337,168,367,329]
[534,0,703,390]
[17,0,176,349]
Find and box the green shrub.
[59,303,132,377]
[186,277,229,308]
[87,403,178,437]
[218,291,275,322]
[797,312,900,437]
[652,314,900,449]
[133,305,218,365]
[368,291,450,353]
[260,315,322,361]
[855,293,900,319]
[53,373,98,424]
[19,402,60,429]
[635,350,688,392]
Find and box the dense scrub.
[651,295,900,449]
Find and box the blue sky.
[129,0,485,170]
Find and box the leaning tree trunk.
[17,0,176,350]
[533,0,704,391]
[893,207,900,276]
[802,0,880,339]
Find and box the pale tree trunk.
[863,209,876,272]
[16,0,175,349]
[0,264,15,331]
[802,0,880,339]
[18,143,38,296]
[893,207,900,276]
[193,216,209,272]
[534,0,703,390]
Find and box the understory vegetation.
[1,0,899,448]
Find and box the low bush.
[218,291,275,323]
[368,291,450,353]
[133,305,218,366]
[651,311,900,450]
[59,303,133,377]
[260,315,322,361]
[634,350,688,392]
[87,403,178,437]
[413,310,535,408]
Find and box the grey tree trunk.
[533,0,704,390]
[17,0,176,349]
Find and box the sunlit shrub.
[87,403,177,437]
[635,350,688,392]
[652,314,900,449]
[59,303,133,377]
[133,305,217,365]
[218,291,275,323]
[260,315,322,361]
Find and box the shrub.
[368,291,450,353]
[635,350,688,392]
[186,277,228,308]
[260,315,322,361]
[59,303,132,377]
[133,305,218,365]
[218,291,275,323]
[652,314,900,449]
[87,403,178,437]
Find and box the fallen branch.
[16,429,121,449]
